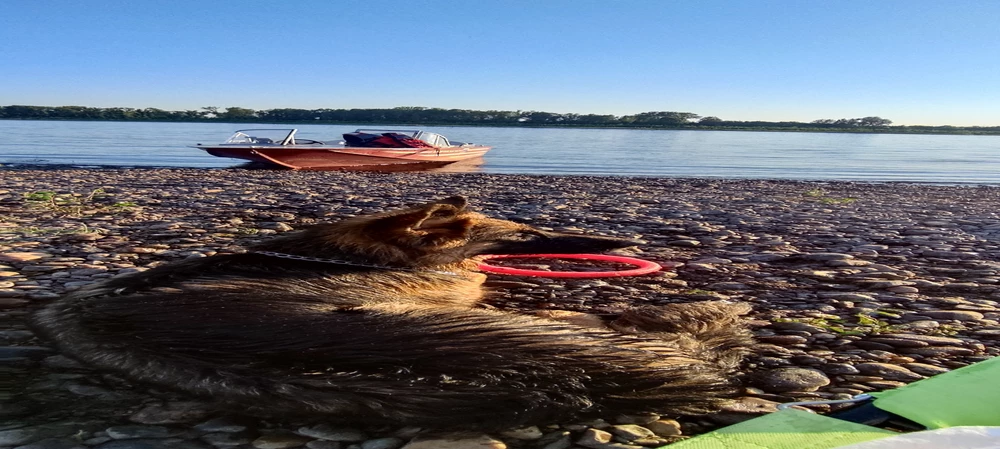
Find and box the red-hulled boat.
[194,128,491,170]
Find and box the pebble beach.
[3,167,1000,449]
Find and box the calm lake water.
[2,120,999,184]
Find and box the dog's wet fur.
[31,196,752,430]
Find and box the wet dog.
[31,196,752,430]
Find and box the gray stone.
[919,310,985,321]
[754,368,831,393]
[106,426,182,440]
[575,429,612,448]
[95,439,212,449]
[193,418,249,433]
[13,438,86,449]
[497,426,542,440]
[645,420,683,437]
[304,441,341,449]
[251,434,313,449]
[607,424,655,441]
[359,438,404,449]
[902,363,950,376]
[539,435,572,449]
[295,425,365,442]
[129,402,213,425]
[199,432,255,447]
[399,434,505,449]
[802,253,854,261]
[854,363,925,382]
[1,426,80,447]
[821,363,860,375]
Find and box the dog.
[31,196,752,430]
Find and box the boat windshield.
[225,129,295,145]
[353,129,452,147]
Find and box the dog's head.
[253,196,642,269]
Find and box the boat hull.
[197,145,491,171]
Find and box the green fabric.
[662,409,894,449]
[871,356,1000,429]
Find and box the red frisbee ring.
[477,254,663,278]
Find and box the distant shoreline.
[3,117,999,136]
[3,103,999,137]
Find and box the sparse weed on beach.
[803,188,858,205]
[777,313,903,336]
[0,224,95,237]
[23,188,139,216]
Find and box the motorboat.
[193,128,491,170]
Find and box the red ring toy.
[477,254,663,278]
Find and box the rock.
[613,414,660,425]
[919,310,985,321]
[575,429,612,448]
[706,282,749,291]
[304,441,341,449]
[801,253,854,262]
[360,438,404,449]
[881,334,965,345]
[399,434,505,449]
[900,346,976,357]
[853,363,925,382]
[770,321,826,334]
[538,434,572,449]
[13,438,87,449]
[295,425,365,442]
[251,434,313,449]
[200,432,256,447]
[719,397,780,414]
[0,252,51,262]
[497,427,542,440]
[762,334,811,346]
[0,425,81,446]
[902,363,950,376]
[821,363,860,375]
[607,424,655,441]
[754,368,831,393]
[106,426,183,439]
[129,402,213,424]
[645,420,682,437]
[865,337,929,348]
[193,418,250,433]
[95,439,206,449]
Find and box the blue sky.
[2,0,998,126]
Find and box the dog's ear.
[364,198,472,247]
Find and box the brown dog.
[31,196,751,430]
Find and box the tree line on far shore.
[2,104,997,135]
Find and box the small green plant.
[23,189,137,216]
[929,323,961,336]
[776,313,902,336]
[803,188,857,205]
[24,191,57,202]
[855,313,902,334]
[0,224,93,236]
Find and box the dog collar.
[251,251,460,276]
